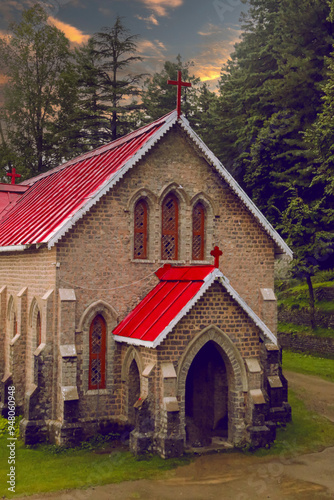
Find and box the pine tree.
[92,16,145,141]
[215,0,333,225]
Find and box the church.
[0,85,292,457]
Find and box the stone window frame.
[158,183,189,263]
[121,346,144,421]
[190,193,215,264]
[78,300,118,396]
[128,189,157,264]
[176,324,248,445]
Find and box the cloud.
[136,38,167,59]
[198,23,223,37]
[192,25,242,91]
[137,0,183,17]
[48,16,90,45]
[135,14,159,28]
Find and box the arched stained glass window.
[192,202,205,260]
[89,315,106,390]
[161,194,178,260]
[134,200,148,259]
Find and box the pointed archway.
[177,325,248,447]
[128,359,140,427]
[185,341,228,446]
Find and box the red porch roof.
[113,263,279,347]
[113,265,216,347]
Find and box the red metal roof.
[0,111,175,247]
[113,264,215,346]
[0,183,29,220]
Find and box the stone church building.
[0,109,292,457]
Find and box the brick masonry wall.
[56,125,276,325]
[52,125,276,423]
[0,247,57,413]
[0,124,278,433]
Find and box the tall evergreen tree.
[92,16,145,141]
[0,5,73,178]
[215,0,333,224]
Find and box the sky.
[0,0,248,90]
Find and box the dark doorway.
[128,359,140,427]
[185,341,228,446]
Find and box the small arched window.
[134,200,148,259]
[12,314,17,339]
[89,315,106,390]
[192,202,205,260]
[36,311,41,346]
[161,194,179,260]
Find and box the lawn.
[283,350,334,382]
[0,438,190,498]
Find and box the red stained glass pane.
[134,200,148,259]
[162,195,178,260]
[89,315,106,390]
[192,202,205,260]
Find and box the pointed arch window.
[36,311,41,346]
[192,202,205,260]
[134,200,148,259]
[162,194,179,260]
[12,313,17,338]
[89,315,106,390]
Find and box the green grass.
[282,350,334,382]
[252,389,334,457]
[278,321,334,338]
[0,439,191,498]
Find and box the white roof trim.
[178,116,292,259]
[114,268,277,348]
[46,111,178,249]
[114,336,154,348]
[0,245,29,252]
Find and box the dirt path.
[15,371,334,500]
[284,370,334,422]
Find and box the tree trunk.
[306,275,316,330]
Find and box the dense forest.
[0,2,334,317]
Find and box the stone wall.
[278,305,334,328]
[278,332,334,358]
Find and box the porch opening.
[185,341,228,447]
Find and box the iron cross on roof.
[167,70,192,118]
[211,246,223,268]
[7,167,21,185]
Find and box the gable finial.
[211,246,223,268]
[7,167,21,185]
[167,70,192,118]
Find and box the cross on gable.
[7,167,21,185]
[167,70,192,118]
[211,246,223,268]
